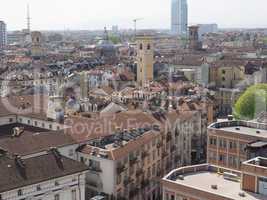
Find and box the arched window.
[147,44,151,50]
[139,43,143,50]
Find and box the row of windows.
[218,153,240,168]
[15,183,77,200]
[54,189,77,200]
[117,138,161,166]
[117,162,159,185]
[139,43,151,50]
[209,137,245,151]
[17,118,60,130]
[165,193,188,200]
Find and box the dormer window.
[55,181,59,186]
[37,185,41,191]
[139,43,143,50]
[147,44,151,50]
[18,189,23,196]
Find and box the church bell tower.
[136,35,154,87]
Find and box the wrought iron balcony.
[141,151,149,159]
[129,156,138,166]
[117,164,126,174]
[141,179,150,189]
[157,141,163,148]
[166,132,172,142]
[136,168,144,177]
[123,177,133,186]
[161,150,168,158]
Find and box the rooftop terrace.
[209,120,267,138]
[163,164,266,200]
[87,125,160,150]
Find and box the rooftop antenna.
[27,4,31,33]
[133,18,143,39]
[104,26,109,41]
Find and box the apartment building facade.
[161,117,267,200]
[207,120,267,170]
[75,109,202,200]
[0,152,88,200]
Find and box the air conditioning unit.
[211,184,218,190]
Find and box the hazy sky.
[0,0,267,30]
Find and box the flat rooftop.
[244,157,267,168]
[209,120,267,138]
[220,126,267,138]
[170,171,265,200]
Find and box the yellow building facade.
[136,35,154,87]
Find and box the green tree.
[234,84,267,120]
[109,34,121,44]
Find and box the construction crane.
[133,18,144,38]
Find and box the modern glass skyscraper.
[171,0,188,36]
[0,21,7,50]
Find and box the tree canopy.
[234,84,267,120]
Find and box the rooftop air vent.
[12,127,25,137]
[239,192,246,197]
[211,184,218,190]
[99,151,108,158]
[235,127,240,131]
[227,115,234,121]
[91,149,97,156]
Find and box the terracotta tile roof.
[210,59,247,68]
[0,95,48,119]
[171,54,204,66]
[65,110,160,143]
[101,86,114,95]
[79,130,160,160]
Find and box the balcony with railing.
[162,150,168,159]
[170,145,176,152]
[157,141,163,148]
[141,179,150,189]
[123,177,133,186]
[117,164,126,174]
[141,151,149,159]
[136,168,144,177]
[175,154,181,163]
[129,156,138,166]
[156,168,162,177]
[165,161,172,171]
[129,187,140,198]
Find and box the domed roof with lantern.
[96,27,115,51]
